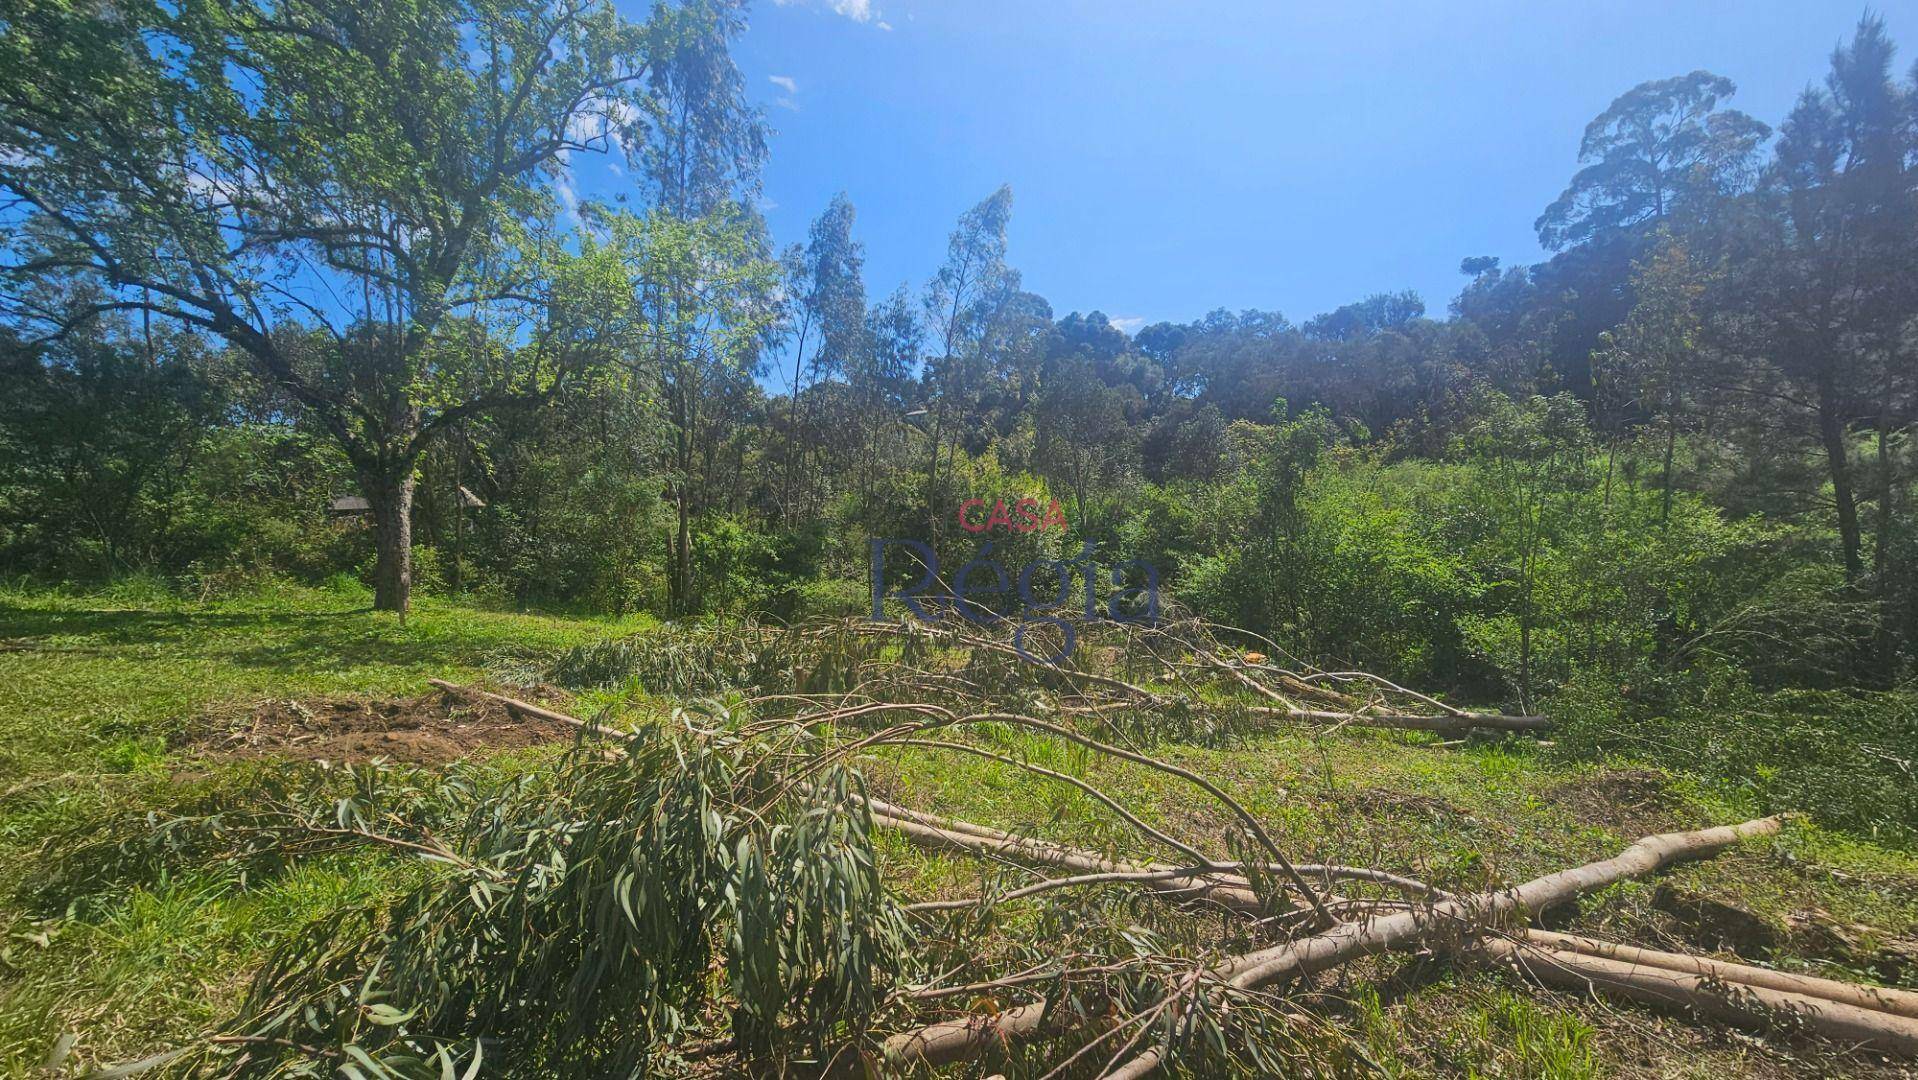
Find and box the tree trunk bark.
[865,800,1266,914]
[784,316,810,528]
[1475,938,1918,1055]
[666,362,696,617]
[674,479,692,615]
[1872,410,1895,678]
[367,469,416,613]
[451,431,465,597]
[1515,929,1918,1019]
[1818,385,1864,586]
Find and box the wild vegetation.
[2,0,1917,1076]
[4,589,1917,1076]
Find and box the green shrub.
[1551,667,1918,841]
[792,577,869,620]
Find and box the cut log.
[1477,938,1918,1056]
[886,816,1783,1074]
[1518,929,1918,1020]
[884,1001,1058,1070]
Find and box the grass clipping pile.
[63,617,1918,1077]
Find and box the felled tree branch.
[437,679,1909,1068]
[885,816,1785,1073]
[1476,937,1918,1055]
[1514,928,1918,1020]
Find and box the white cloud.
[876,20,893,30]
[768,74,800,111]
[554,98,641,162]
[773,0,879,24]
[553,165,582,229]
[1109,315,1146,335]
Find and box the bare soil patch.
[1545,766,1701,835]
[176,687,579,765]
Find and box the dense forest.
[2,2,1916,833]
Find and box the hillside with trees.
[1,2,1916,1076]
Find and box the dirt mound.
[1546,767,1700,835]
[178,688,581,766]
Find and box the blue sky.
[671,2,1910,336]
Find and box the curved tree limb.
[885,816,1784,1073]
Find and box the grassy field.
[0,582,647,1075]
[1,582,1915,1077]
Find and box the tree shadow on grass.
[220,624,490,675]
[0,602,497,678]
[0,603,366,644]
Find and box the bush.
[792,577,869,620]
[1182,454,1481,689]
[1551,667,1918,841]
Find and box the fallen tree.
[1516,929,1918,1020]
[429,679,608,733]
[1477,937,1918,1055]
[436,681,1285,915]
[885,816,1786,1073]
[437,680,1918,1072]
[827,617,1554,737]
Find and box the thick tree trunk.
[1515,929,1918,1019]
[1476,938,1918,1055]
[367,469,416,613]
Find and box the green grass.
[865,725,1918,929]
[0,582,646,1075]
[0,582,1913,1077]
[0,580,650,779]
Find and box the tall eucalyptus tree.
[625,0,771,613]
